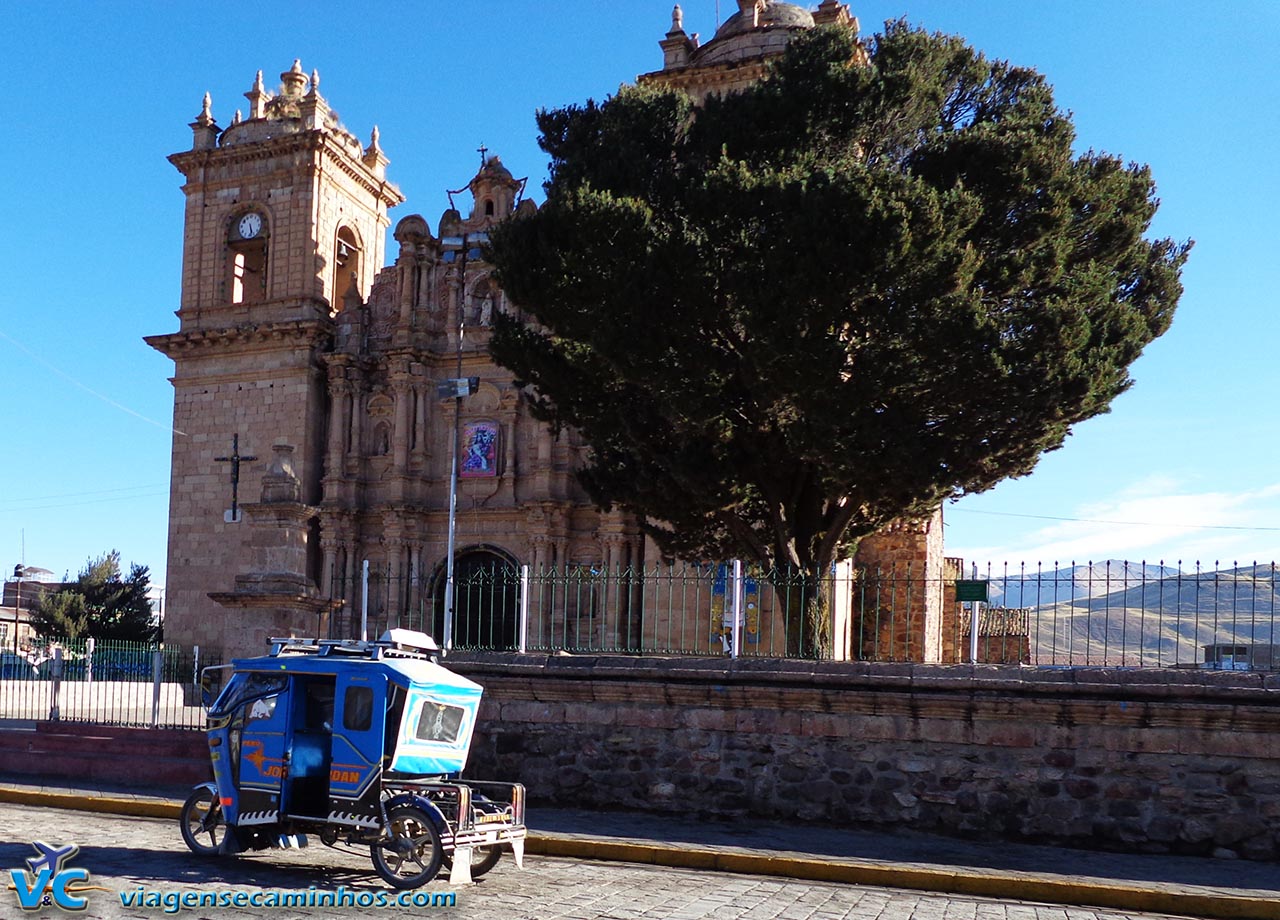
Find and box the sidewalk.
[1,772,1277,919]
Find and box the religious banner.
[460,422,499,477]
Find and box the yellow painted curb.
[524,834,1280,920]
[0,787,181,820]
[3,788,1276,920]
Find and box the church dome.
[692,1,817,68]
[714,1,815,41]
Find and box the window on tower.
[228,210,268,305]
[334,226,362,313]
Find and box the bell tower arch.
[147,61,403,657]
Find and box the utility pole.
[434,150,515,652]
[438,233,474,654]
[12,530,25,653]
[11,563,23,654]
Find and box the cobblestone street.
[0,804,1192,920]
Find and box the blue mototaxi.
[179,630,526,888]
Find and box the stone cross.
[214,433,257,523]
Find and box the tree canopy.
[31,551,157,642]
[486,22,1189,644]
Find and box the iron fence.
[969,560,1280,669]
[0,637,217,729]
[326,559,1280,669]
[3,560,1275,733]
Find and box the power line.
[0,484,169,506]
[0,327,185,436]
[949,506,1280,533]
[0,491,169,515]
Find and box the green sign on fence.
[955,580,989,603]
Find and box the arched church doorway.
[433,547,519,649]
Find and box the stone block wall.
[452,654,1280,861]
[0,723,209,787]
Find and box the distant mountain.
[971,561,1280,668]
[983,561,1182,607]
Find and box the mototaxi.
[180,630,526,888]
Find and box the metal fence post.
[49,647,62,721]
[86,636,95,683]
[730,560,744,659]
[969,601,981,664]
[518,564,530,654]
[150,649,163,729]
[361,560,370,642]
[969,563,980,664]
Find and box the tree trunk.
[779,563,832,658]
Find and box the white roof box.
[379,628,440,657]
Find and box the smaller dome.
[470,155,521,197]
[477,155,513,181]
[393,214,431,243]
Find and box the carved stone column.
[343,543,360,629]
[528,533,550,647]
[391,358,412,475]
[395,254,415,344]
[600,532,629,648]
[529,533,548,575]
[348,375,365,462]
[325,363,352,499]
[321,541,338,601]
[387,533,406,629]
[412,372,429,466]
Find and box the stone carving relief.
[367,393,393,417]
[434,271,453,315]
[367,280,397,344]
[469,384,500,414]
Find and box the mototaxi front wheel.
[179,787,224,856]
[371,805,444,889]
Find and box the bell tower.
[147,61,403,656]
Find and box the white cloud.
[948,480,1280,569]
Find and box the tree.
[486,22,1190,655]
[31,551,157,642]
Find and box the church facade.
[148,2,947,663]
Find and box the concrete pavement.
[1,772,1276,919]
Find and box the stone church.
[148,1,947,663]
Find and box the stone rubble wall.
[451,655,1280,861]
[852,510,945,662]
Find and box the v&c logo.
[8,841,98,911]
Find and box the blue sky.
[1,1,1276,590]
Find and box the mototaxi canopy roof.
[229,646,484,776]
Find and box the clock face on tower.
[238,212,263,239]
